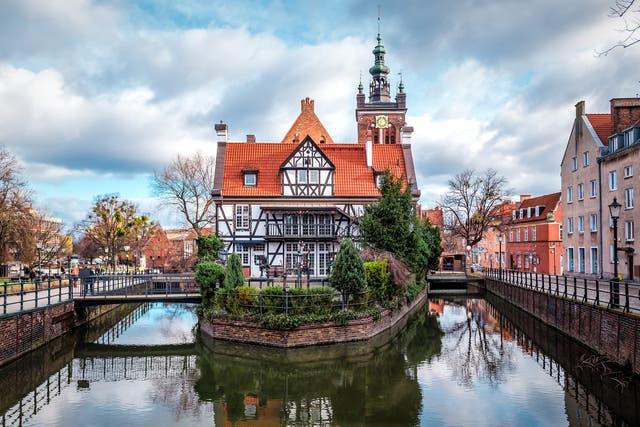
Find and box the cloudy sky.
[0,0,637,230]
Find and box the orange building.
[505,193,563,275]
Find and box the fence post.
[47,276,51,305]
[573,277,577,299]
[583,279,587,302]
[284,285,289,315]
[595,280,599,305]
[535,273,539,290]
[563,275,567,298]
[20,281,24,311]
[624,282,630,312]
[2,283,7,314]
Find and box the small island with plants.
[196,175,442,347]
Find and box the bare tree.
[440,169,511,249]
[151,152,216,235]
[0,146,33,274]
[599,0,640,55]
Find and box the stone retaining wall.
[200,290,427,347]
[0,303,117,367]
[485,278,640,375]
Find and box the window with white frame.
[234,243,250,266]
[532,226,537,241]
[243,172,257,186]
[625,188,634,209]
[309,169,319,184]
[590,247,598,274]
[567,186,573,203]
[517,254,522,268]
[609,171,618,190]
[571,157,577,171]
[589,214,597,232]
[235,204,250,230]
[524,228,528,241]
[516,229,521,242]
[297,169,308,184]
[625,221,635,242]
[509,230,513,242]
[567,248,574,272]
[567,217,574,234]
[590,180,597,198]
[582,151,589,167]
[578,183,584,200]
[578,216,584,233]
[624,165,633,178]
[578,247,585,273]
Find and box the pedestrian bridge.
[73,274,201,307]
[427,272,484,296]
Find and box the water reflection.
[0,299,638,426]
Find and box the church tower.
[356,22,409,145]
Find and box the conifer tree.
[329,238,366,309]
[224,252,244,289]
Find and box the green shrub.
[365,259,391,300]
[406,282,426,303]
[224,253,245,289]
[195,262,225,306]
[259,286,285,314]
[232,286,257,314]
[260,313,300,330]
[196,234,224,261]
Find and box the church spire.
[368,13,391,102]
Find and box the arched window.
[385,124,396,144]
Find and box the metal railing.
[76,273,198,300]
[1,277,73,317]
[213,288,372,315]
[485,268,640,313]
[266,223,334,238]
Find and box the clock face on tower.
[375,115,389,129]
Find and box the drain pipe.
[597,156,604,279]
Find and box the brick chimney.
[301,97,314,112]
[610,98,640,133]
[519,194,531,202]
[246,135,256,143]
[214,121,227,143]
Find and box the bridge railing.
[77,273,197,299]
[486,268,640,313]
[1,277,73,317]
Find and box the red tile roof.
[585,114,612,146]
[511,192,561,223]
[221,141,407,197]
[421,207,444,227]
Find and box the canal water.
[1,297,638,427]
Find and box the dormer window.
[242,169,258,187]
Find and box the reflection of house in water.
[219,397,334,427]
[428,300,444,314]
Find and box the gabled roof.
[220,140,408,197]
[280,136,335,169]
[281,97,335,144]
[511,192,561,223]
[585,114,612,146]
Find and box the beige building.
[560,98,639,280]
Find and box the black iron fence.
[485,268,640,313]
[77,274,197,299]
[1,277,73,317]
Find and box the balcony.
[267,223,335,239]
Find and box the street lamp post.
[609,198,621,308]
[124,245,130,274]
[36,241,42,279]
[497,234,503,281]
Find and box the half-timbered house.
[212,32,420,278]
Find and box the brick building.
[561,98,639,280]
[505,193,562,275]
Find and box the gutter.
[597,156,604,279]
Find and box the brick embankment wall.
[0,303,118,367]
[485,278,640,375]
[200,290,427,348]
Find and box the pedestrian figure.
[71,265,80,287]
